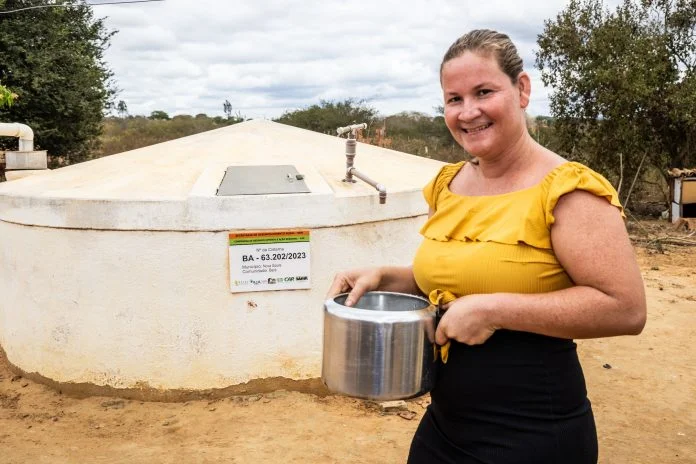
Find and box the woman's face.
[441,51,530,159]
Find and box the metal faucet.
[336,123,387,204]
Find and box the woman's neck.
[474,131,537,180]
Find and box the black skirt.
[408,330,598,464]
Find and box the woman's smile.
[462,123,493,134]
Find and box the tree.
[0,82,17,108]
[383,111,452,141]
[149,110,170,120]
[116,100,128,118]
[274,99,379,135]
[536,0,696,203]
[222,99,244,123]
[0,0,115,162]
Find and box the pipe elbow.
[377,184,387,204]
[0,122,34,140]
[17,123,34,142]
[0,122,34,151]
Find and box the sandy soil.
[1,222,695,464]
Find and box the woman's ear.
[517,72,531,109]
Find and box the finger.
[435,322,449,346]
[325,275,349,299]
[345,281,369,307]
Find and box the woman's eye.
[477,89,492,97]
[446,96,461,104]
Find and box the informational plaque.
[229,230,311,293]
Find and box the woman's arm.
[326,266,421,307]
[436,190,647,345]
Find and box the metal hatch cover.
[216,165,311,196]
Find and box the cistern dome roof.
[0,120,446,230]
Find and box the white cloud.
[95,0,621,119]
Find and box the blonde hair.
[441,29,523,83]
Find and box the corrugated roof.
[667,167,696,178]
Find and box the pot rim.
[324,291,433,323]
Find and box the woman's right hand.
[326,267,383,307]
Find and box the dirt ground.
[1,221,694,464]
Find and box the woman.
[326,30,646,463]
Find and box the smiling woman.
[327,29,646,464]
[441,51,529,166]
[440,35,529,167]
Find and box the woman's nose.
[457,100,481,121]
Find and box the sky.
[92,0,618,120]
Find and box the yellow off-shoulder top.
[412,161,624,297]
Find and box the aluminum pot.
[322,291,437,401]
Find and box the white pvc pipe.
[0,122,34,151]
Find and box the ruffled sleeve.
[543,162,624,226]
[422,161,465,210]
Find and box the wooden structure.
[667,168,696,222]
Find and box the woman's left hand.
[436,294,499,346]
